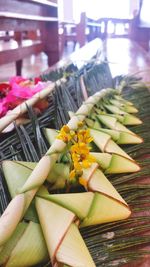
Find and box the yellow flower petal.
[74,161,82,171]
[69,169,76,179]
[57,125,72,143]
[82,160,91,168]
[63,125,70,133]
[79,177,88,189]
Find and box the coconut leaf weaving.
[0,61,150,267]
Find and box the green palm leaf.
[0,61,150,266]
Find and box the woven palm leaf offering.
[0,60,150,267]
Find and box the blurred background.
[0,0,150,80]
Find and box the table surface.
[46,37,150,85]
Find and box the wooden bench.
[86,18,102,41]
[59,13,102,54]
[59,12,86,52]
[0,0,59,75]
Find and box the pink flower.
[9,76,27,86]
[0,76,46,118]
[9,76,44,99]
[0,83,11,98]
[34,77,42,84]
[0,98,8,117]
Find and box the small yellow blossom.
[74,161,82,171]
[77,129,93,144]
[58,124,96,186]
[57,125,72,143]
[71,143,89,158]
[63,125,70,133]
[81,154,96,168]
[79,177,88,189]
[69,140,96,181]
[82,160,91,168]
[69,169,76,179]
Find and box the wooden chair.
[59,13,103,56]
[59,12,86,53]
[86,18,102,41]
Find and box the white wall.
[58,0,141,22]
[129,0,140,17]
[58,0,86,22]
[58,0,74,22]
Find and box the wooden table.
[102,38,150,83]
[46,37,150,85]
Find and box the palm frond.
[0,61,150,266]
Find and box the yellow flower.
[81,154,96,168]
[79,177,88,189]
[77,129,93,144]
[63,125,70,133]
[57,123,96,187]
[69,168,83,180]
[71,141,96,172]
[71,142,89,155]
[82,160,91,168]
[69,169,76,179]
[57,125,73,143]
[74,161,82,171]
